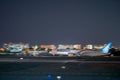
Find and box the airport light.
[57,76,61,80]
[20,58,23,60]
[61,66,66,69]
[47,74,52,79]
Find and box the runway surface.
[0,56,120,80]
[0,58,120,63]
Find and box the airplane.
[79,42,112,56]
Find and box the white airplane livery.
[49,49,79,56]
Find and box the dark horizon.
[0,0,120,46]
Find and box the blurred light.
[61,66,66,69]
[20,58,23,60]
[47,74,52,79]
[57,76,61,80]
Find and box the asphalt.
[0,56,120,80]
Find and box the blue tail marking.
[101,42,112,53]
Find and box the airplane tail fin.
[101,42,112,53]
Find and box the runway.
[0,56,120,63]
[0,56,120,80]
[0,58,120,63]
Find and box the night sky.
[0,0,120,46]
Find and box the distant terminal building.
[57,44,82,50]
[84,44,106,50]
[3,43,29,53]
[39,45,56,50]
[93,44,106,50]
[85,44,93,49]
